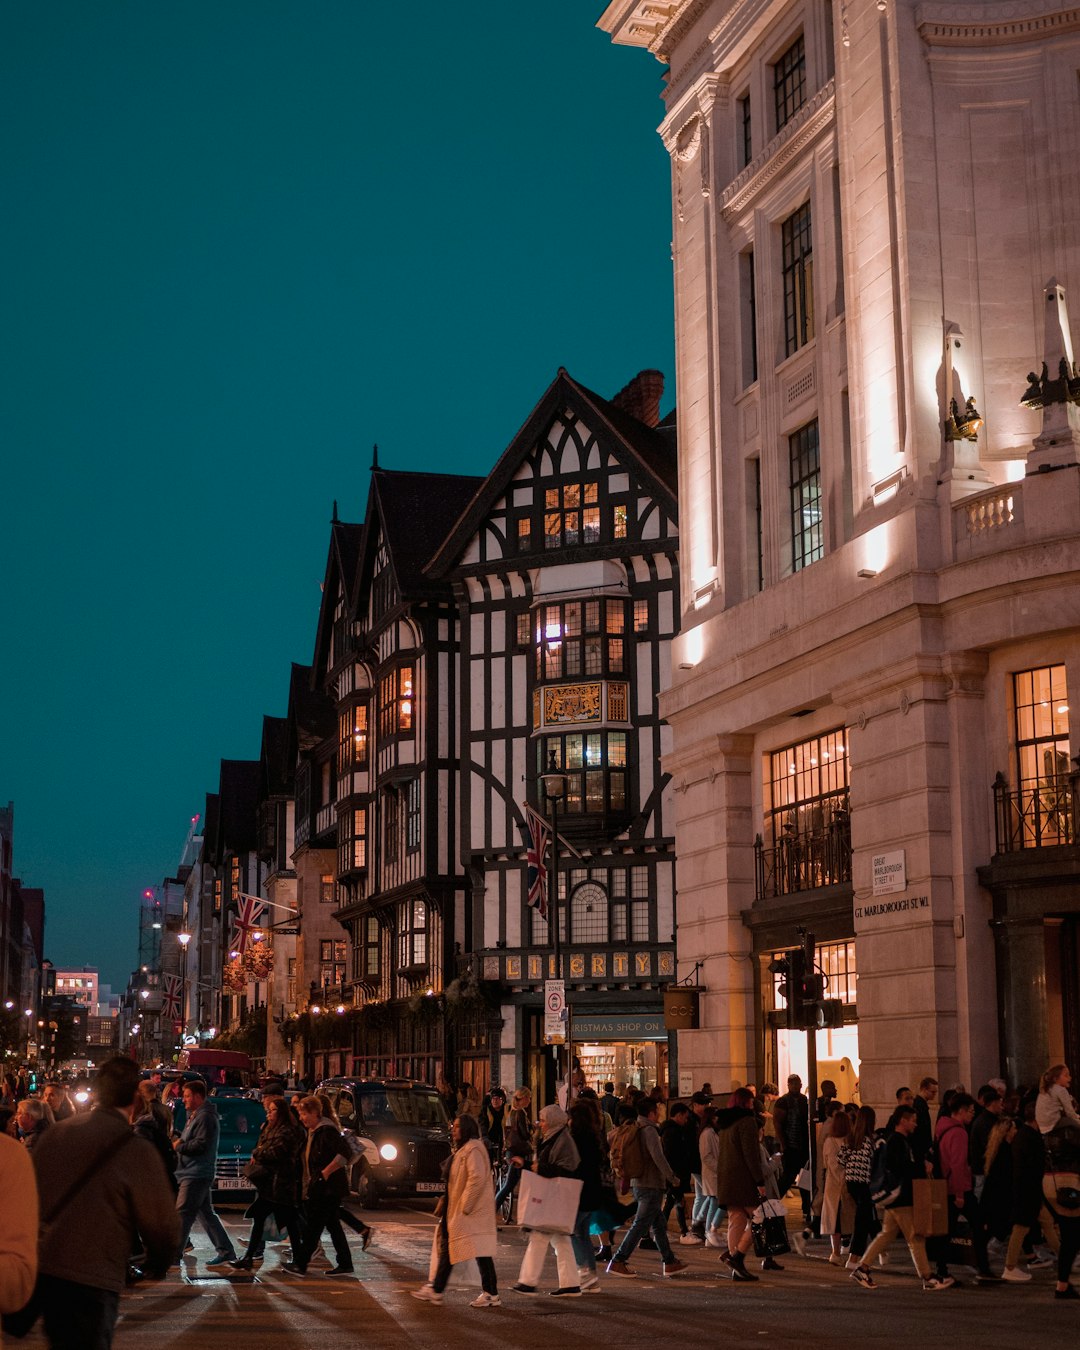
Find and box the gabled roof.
[310,517,365,682]
[354,468,484,608]
[426,367,677,579]
[199,793,220,867]
[286,661,335,753]
[258,715,291,801]
[216,759,261,857]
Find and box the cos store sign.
[663,989,700,1030]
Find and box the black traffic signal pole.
[799,927,817,1226]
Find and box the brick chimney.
[610,369,664,428]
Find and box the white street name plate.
[872,849,906,896]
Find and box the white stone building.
[600,0,1080,1106]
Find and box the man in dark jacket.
[848,1106,953,1292]
[479,1088,508,1155]
[911,1076,938,1170]
[660,1102,698,1242]
[33,1056,179,1348]
[772,1074,811,1225]
[969,1085,1002,1197]
[285,1095,353,1277]
[173,1079,237,1268]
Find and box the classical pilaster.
[666,732,756,1092]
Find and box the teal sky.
[0,2,674,992]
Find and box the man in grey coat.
[32,1056,179,1349]
[173,1079,237,1268]
[607,1099,690,1279]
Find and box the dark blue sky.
[0,2,674,992]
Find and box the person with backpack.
[605,1099,689,1279]
[848,1105,954,1291]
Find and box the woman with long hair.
[820,1107,852,1265]
[230,1095,305,1271]
[978,1116,1015,1254]
[698,1106,725,1249]
[714,1088,766,1281]
[494,1086,533,1218]
[1036,1065,1080,1137]
[839,1105,879,1268]
[567,1096,607,1291]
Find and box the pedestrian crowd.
[2,1060,1079,1346]
[411,1064,1080,1309]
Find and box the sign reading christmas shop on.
[872,849,906,896]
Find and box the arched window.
[570,881,609,944]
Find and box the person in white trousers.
[512,1104,583,1298]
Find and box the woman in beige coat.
[412,1114,499,1308]
[0,1132,38,1344]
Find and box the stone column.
[941,652,997,1083]
[665,732,756,1094]
[992,915,1048,1089]
[836,658,960,1111]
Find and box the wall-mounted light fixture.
[871,466,909,505]
[856,568,877,579]
[945,396,984,442]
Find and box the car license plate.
[416,1182,445,1193]
[217,1178,250,1189]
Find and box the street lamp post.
[24,1009,33,1065]
[177,931,191,1048]
[540,750,570,1101]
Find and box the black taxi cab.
[315,1077,451,1205]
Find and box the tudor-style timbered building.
[320,471,481,1083]
[428,369,681,1100]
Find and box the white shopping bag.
[518,1170,583,1235]
[751,1197,787,1224]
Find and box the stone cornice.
[719,79,835,222]
[916,2,1080,46]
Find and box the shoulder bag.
[3,1128,135,1340]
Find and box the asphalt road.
[22,1201,1080,1349]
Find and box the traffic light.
[770,948,807,1028]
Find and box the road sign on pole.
[543,979,566,1044]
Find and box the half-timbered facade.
[428,369,680,1101]
[324,471,482,1083]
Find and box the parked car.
[316,1078,451,1206]
[168,1095,266,1204]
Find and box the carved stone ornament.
[674,114,702,163]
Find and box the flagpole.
[540,752,569,1106]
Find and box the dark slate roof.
[365,468,484,601]
[310,519,365,681]
[426,367,677,578]
[259,715,292,800]
[217,759,261,856]
[200,793,220,867]
[287,661,335,749]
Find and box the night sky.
[0,3,674,991]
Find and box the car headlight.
[379,1142,398,1162]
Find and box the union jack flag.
[161,973,182,1021]
[524,805,551,919]
[230,893,266,954]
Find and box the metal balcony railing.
[992,771,1075,852]
[754,810,852,900]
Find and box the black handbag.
[2,1129,134,1340]
[751,1201,791,1258]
